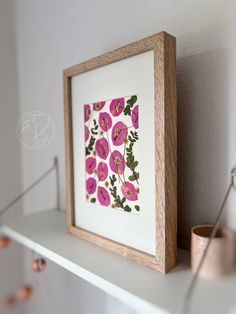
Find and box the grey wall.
[14,0,236,238]
[0,0,236,313]
[0,1,24,314]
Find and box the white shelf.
[1,210,235,314]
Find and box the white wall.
[14,0,236,238]
[1,0,236,313]
[0,1,24,314]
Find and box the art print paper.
[84,95,140,213]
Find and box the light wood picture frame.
[64,31,177,273]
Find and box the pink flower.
[98,112,112,132]
[97,162,108,181]
[85,125,90,142]
[84,104,91,122]
[86,178,97,194]
[93,101,105,111]
[86,157,96,174]
[131,105,139,129]
[110,98,125,117]
[95,138,109,160]
[121,182,138,201]
[109,150,125,174]
[111,121,128,146]
[97,186,110,206]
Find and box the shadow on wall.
[177,48,230,249]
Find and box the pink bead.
[0,236,12,249]
[17,286,34,301]
[32,258,47,272]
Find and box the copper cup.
[191,225,235,278]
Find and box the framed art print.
[64,32,177,273]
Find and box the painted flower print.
[85,125,90,142]
[86,157,96,174]
[111,121,128,146]
[97,187,110,206]
[84,95,140,213]
[84,104,91,122]
[86,178,96,194]
[110,98,125,117]
[99,112,112,132]
[97,162,108,181]
[93,101,105,111]
[121,182,138,201]
[131,105,139,129]
[95,138,109,160]
[109,150,125,175]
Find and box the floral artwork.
[84,95,140,213]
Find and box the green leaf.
[129,172,138,181]
[124,205,132,212]
[128,175,136,181]
[90,198,96,203]
[135,205,140,211]
[124,105,131,116]
[85,135,96,156]
[126,143,134,152]
[127,95,137,107]
[109,176,114,186]
[129,130,138,141]
[126,163,134,171]
[125,131,139,184]
[109,175,117,187]
[128,135,135,143]
[121,197,126,204]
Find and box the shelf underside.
[1,209,235,314]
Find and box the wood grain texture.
[64,31,177,273]
[155,33,177,272]
[64,75,75,228]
